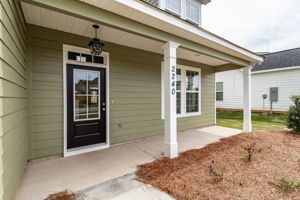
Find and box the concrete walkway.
[79,173,175,200]
[16,126,241,200]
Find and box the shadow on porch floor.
[16,126,240,200]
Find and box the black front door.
[67,64,106,149]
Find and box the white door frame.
[63,44,110,157]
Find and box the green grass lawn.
[216,110,288,131]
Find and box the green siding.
[29,25,215,159]
[0,0,30,200]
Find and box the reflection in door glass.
[74,69,101,121]
[88,96,99,116]
[75,71,87,94]
[88,72,99,95]
[75,96,87,120]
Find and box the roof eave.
[116,0,263,64]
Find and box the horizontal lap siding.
[30,31,65,159]
[216,69,300,111]
[109,46,163,143]
[251,70,300,111]
[216,70,244,109]
[29,25,215,158]
[0,1,29,200]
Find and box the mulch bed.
[137,130,300,200]
[43,190,76,200]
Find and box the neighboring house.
[216,48,300,112]
[0,0,263,199]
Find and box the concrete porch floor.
[16,126,241,200]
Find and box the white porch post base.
[164,142,179,158]
[243,66,252,132]
[162,41,180,158]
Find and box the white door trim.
[63,44,110,157]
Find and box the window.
[216,82,223,101]
[162,64,201,118]
[176,68,181,114]
[186,70,199,113]
[186,0,200,24]
[74,70,100,121]
[165,0,181,15]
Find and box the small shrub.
[208,160,223,183]
[270,177,300,195]
[287,95,300,133]
[240,143,256,162]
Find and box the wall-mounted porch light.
[88,24,104,56]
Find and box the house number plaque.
[171,65,176,95]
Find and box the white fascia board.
[251,66,300,74]
[114,0,263,63]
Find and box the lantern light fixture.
[88,24,104,56]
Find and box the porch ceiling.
[21,2,228,66]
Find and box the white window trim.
[185,0,201,25]
[161,63,201,119]
[63,44,110,157]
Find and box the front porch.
[0,1,263,199]
[16,126,240,200]
[19,1,254,160]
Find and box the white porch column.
[162,41,180,158]
[243,66,252,132]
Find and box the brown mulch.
[137,130,300,200]
[43,190,76,200]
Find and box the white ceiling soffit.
[79,0,263,64]
[21,2,228,66]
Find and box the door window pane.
[75,71,87,95]
[88,96,99,116]
[75,96,87,120]
[88,113,99,119]
[186,93,199,113]
[88,72,99,95]
[74,69,101,121]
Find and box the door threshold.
[64,143,109,157]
